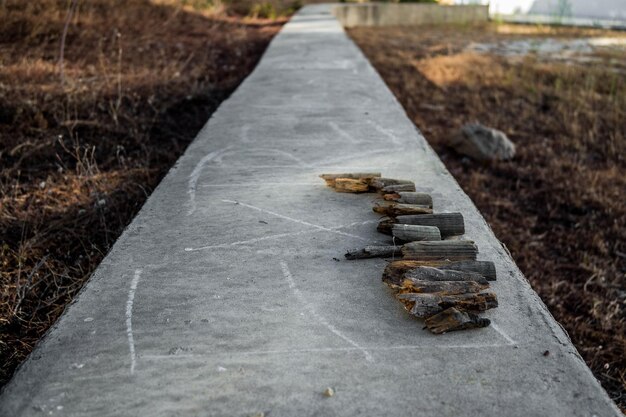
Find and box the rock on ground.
[449,123,516,161]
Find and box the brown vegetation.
[0,0,284,386]
[349,23,626,410]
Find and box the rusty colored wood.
[334,178,369,193]
[373,202,433,216]
[319,172,381,187]
[396,291,498,318]
[398,278,488,295]
[424,307,491,334]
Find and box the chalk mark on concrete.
[221,199,375,243]
[184,220,379,252]
[188,146,234,215]
[280,260,373,362]
[328,121,359,144]
[490,323,517,346]
[366,120,402,146]
[125,268,142,375]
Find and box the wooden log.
[397,213,465,237]
[396,291,498,318]
[441,260,497,281]
[382,260,496,285]
[370,177,414,190]
[383,192,433,207]
[402,240,477,261]
[398,278,488,295]
[425,307,491,334]
[345,245,401,260]
[392,224,441,242]
[334,178,369,193]
[373,202,433,216]
[382,183,416,193]
[403,266,489,286]
[319,172,381,187]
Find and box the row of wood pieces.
[319,172,498,335]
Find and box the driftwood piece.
[402,240,478,261]
[334,178,369,193]
[377,213,465,238]
[425,307,491,334]
[345,245,401,260]
[396,291,498,318]
[319,172,381,187]
[373,202,433,216]
[383,192,433,207]
[403,266,489,286]
[392,224,441,242]
[381,183,416,193]
[398,278,488,295]
[382,260,496,285]
[370,177,414,190]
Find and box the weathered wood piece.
[398,278,488,295]
[378,213,465,237]
[424,307,491,334]
[383,192,433,207]
[382,260,496,285]
[345,245,401,260]
[373,202,433,216]
[334,178,369,193]
[392,224,441,242]
[319,172,381,187]
[403,266,489,286]
[396,291,498,318]
[402,240,478,261]
[441,260,497,281]
[381,183,416,193]
[370,177,414,190]
[398,213,465,237]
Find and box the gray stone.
[0,5,619,417]
[450,123,516,161]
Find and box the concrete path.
[0,5,620,417]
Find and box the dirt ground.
[0,0,284,387]
[349,23,626,410]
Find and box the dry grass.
[349,23,626,410]
[0,0,284,387]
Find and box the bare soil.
[349,23,626,410]
[0,0,283,387]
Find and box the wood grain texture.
[424,307,491,334]
[391,224,441,242]
[334,178,369,193]
[402,240,478,261]
[398,278,488,295]
[373,202,433,216]
[381,183,416,193]
[370,177,414,190]
[396,291,498,318]
[383,191,433,207]
[382,260,496,285]
[319,172,381,187]
[377,213,465,237]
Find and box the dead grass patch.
[0,0,284,387]
[349,23,626,410]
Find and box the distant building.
[453,0,626,21]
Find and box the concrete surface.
[335,3,488,28]
[0,4,621,417]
